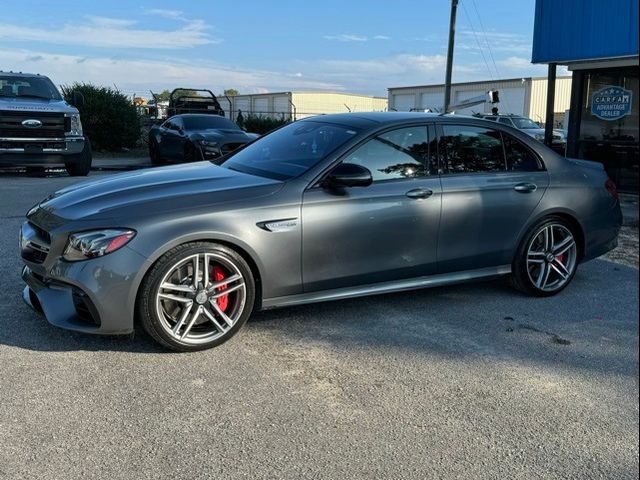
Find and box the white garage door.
[453,89,485,114]
[392,94,416,111]
[273,95,291,119]
[253,98,269,116]
[494,87,526,115]
[234,98,250,118]
[420,92,444,112]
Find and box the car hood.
[521,128,546,137]
[0,97,79,114]
[33,162,282,224]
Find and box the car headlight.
[63,229,136,262]
[534,133,545,141]
[67,113,83,136]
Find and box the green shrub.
[61,83,141,151]
[240,114,289,135]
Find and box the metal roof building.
[217,91,388,121]
[387,76,572,124]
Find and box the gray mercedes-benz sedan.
[20,112,622,351]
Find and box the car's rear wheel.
[149,139,164,166]
[65,139,92,176]
[512,217,579,296]
[138,242,255,352]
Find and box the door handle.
[405,188,433,199]
[514,183,537,193]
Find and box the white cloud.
[0,48,342,95]
[323,34,368,42]
[0,14,218,49]
[373,35,391,40]
[458,30,532,55]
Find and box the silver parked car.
[476,113,566,147]
[20,113,621,351]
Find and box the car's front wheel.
[512,217,579,296]
[138,242,255,351]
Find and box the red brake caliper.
[556,253,566,265]
[212,266,229,312]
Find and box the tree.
[61,83,141,151]
[156,89,171,102]
[224,88,239,97]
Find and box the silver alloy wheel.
[155,252,247,345]
[526,223,577,292]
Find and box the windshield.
[512,117,540,129]
[0,75,62,100]
[221,121,360,180]
[182,115,240,131]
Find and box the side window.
[502,133,544,172]
[498,117,513,126]
[485,116,497,121]
[440,125,506,174]
[342,126,433,182]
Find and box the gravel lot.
[0,171,638,480]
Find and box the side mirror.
[324,163,372,188]
[71,91,85,108]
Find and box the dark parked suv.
[0,71,92,176]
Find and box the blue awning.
[532,0,639,64]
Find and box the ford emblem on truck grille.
[22,119,43,128]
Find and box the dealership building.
[533,0,639,192]
[387,76,572,124]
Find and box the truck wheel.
[65,139,92,176]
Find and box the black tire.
[183,141,202,163]
[138,242,256,352]
[511,216,580,297]
[65,139,92,176]
[149,139,165,166]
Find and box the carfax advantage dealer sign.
[591,86,633,121]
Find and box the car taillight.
[605,178,619,199]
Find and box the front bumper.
[21,244,149,335]
[0,136,85,165]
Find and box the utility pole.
[443,0,459,113]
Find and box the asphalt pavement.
[0,171,638,480]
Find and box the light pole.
[443,0,459,113]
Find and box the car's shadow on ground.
[2,261,637,379]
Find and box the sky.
[0,0,559,98]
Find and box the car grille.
[20,222,51,264]
[0,110,68,139]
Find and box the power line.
[470,0,501,81]
[463,0,514,113]
[460,0,494,82]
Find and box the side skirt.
[261,265,512,309]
